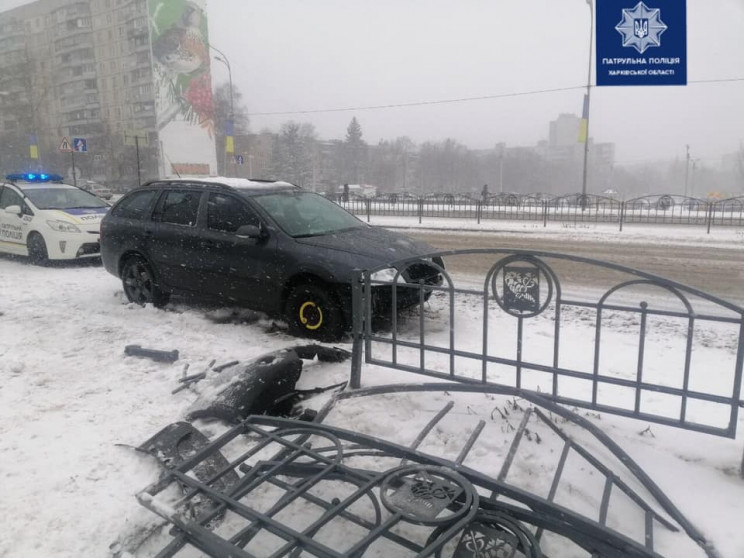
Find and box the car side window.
[207,193,260,233]
[0,187,23,210]
[111,190,157,220]
[153,190,201,227]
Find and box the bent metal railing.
[350,250,744,442]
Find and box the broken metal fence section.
[136,398,716,557]
[350,250,744,440]
[332,193,744,232]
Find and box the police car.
[0,173,109,263]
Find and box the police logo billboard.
[596,0,686,86]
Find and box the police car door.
[0,186,29,254]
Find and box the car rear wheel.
[286,282,345,341]
[121,256,170,307]
[27,233,49,265]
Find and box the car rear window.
[111,190,156,220]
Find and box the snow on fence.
[330,192,744,232]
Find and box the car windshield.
[21,187,109,210]
[252,191,364,238]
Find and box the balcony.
[54,38,94,56]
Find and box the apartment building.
[0,0,217,187]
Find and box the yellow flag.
[225,136,234,154]
[30,145,39,159]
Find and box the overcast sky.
[3,0,744,164]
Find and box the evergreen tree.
[343,117,367,184]
[271,121,317,187]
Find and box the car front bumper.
[43,231,101,260]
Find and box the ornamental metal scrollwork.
[490,256,554,318]
[380,466,475,525]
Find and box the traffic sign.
[235,155,244,165]
[58,136,72,153]
[73,137,87,152]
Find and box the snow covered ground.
[1,222,744,557]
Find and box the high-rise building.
[0,0,217,188]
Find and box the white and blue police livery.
[0,173,110,262]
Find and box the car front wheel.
[121,256,170,307]
[27,232,49,265]
[285,282,345,341]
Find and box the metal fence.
[332,192,744,232]
[350,250,744,441]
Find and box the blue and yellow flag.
[578,94,589,143]
[225,119,234,154]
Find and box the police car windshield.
[21,186,108,210]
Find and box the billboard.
[150,0,218,176]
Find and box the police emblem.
[615,2,668,54]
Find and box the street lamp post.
[684,144,690,197]
[580,0,594,210]
[210,45,234,177]
[690,158,698,198]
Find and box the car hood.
[295,226,434,266]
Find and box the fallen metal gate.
[350,250,744,440]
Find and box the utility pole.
[134,135,141,187]
[70,150,77,188]
[580,0,594,211]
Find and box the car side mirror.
[5,205,21,216]
[235,224,263,239]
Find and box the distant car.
[101,177,443,340]
[0,173,109,262]
[82,182,113,200]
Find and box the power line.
[247,86,588,116]
[247,77,744,117]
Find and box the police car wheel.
[286,283,345,342]
[121,256,170,308]
[27,233,49,265]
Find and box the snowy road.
[399,224,744,302]
[1,222,744,557]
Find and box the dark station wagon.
[100,178,443,340]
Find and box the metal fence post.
[365,199,371,223]
[619,201,625,232]
[350,269,364,389]
[543,200,548,227]
[418,198,423,224]
[476,201,481,224]
[706,203,713,234]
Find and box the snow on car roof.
[164,176,297,190]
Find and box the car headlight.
[370,267,401,283]
[46,220,81,233]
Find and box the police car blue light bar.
[5,173,63,182]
